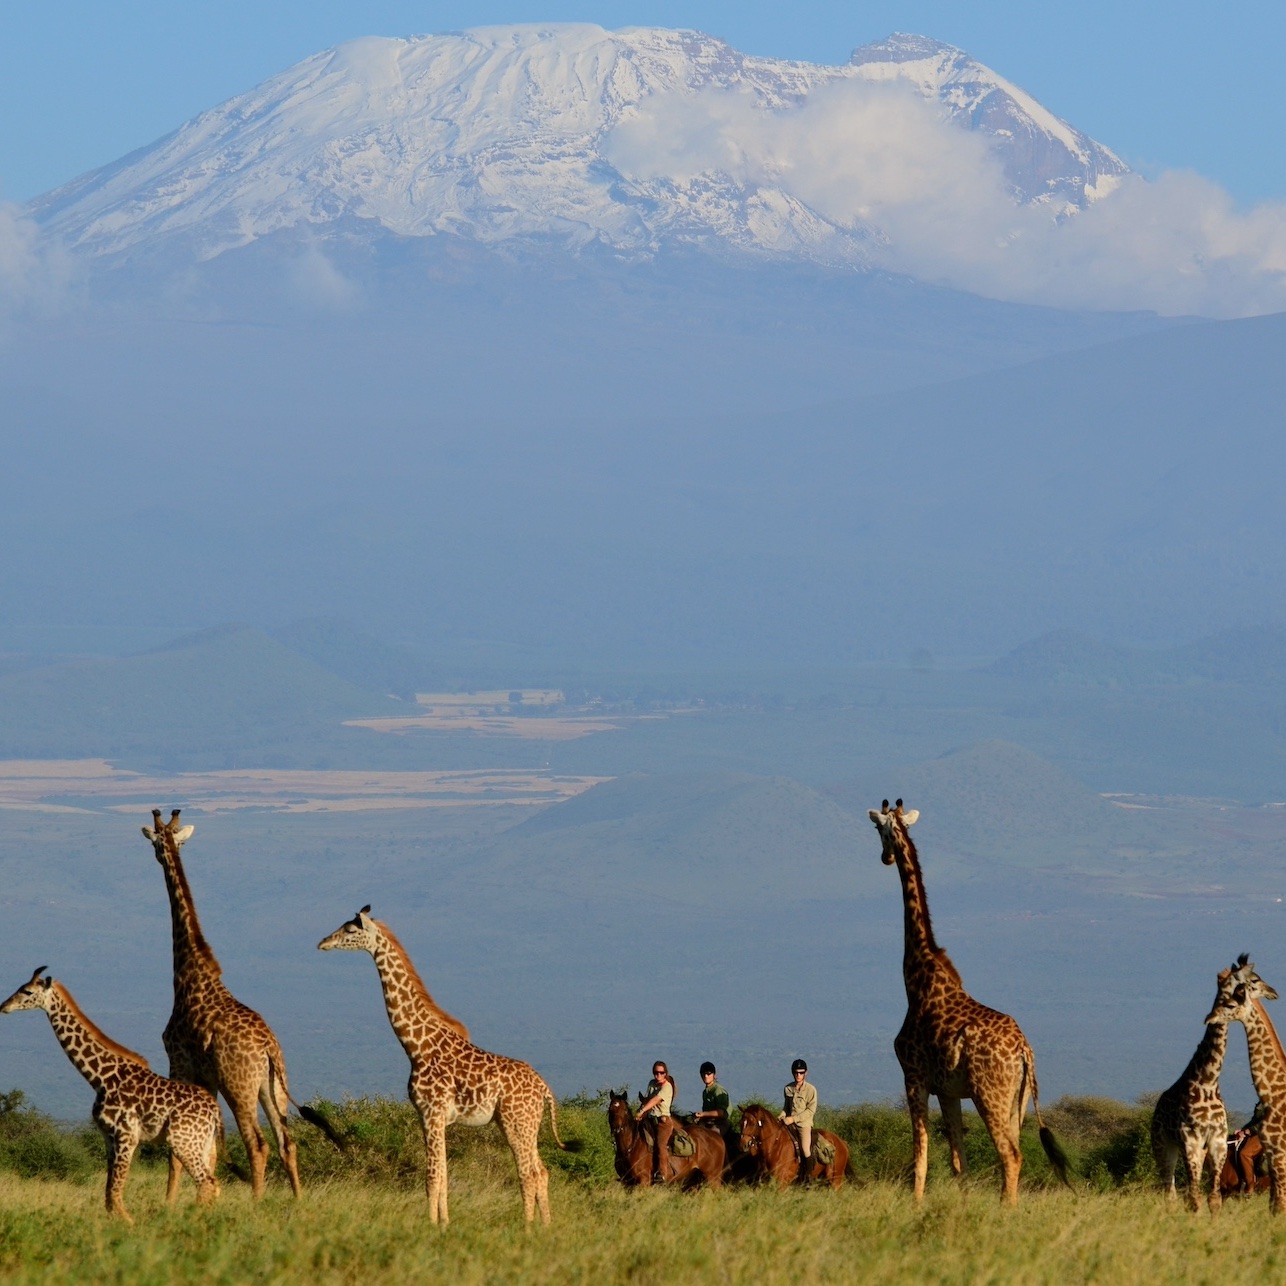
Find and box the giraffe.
[318,905,578,1224]
[141,808,300,1199]
[868,800,1068,1204]
[1205,953,1286,1215]
[1150,964,1245,1213]
[0,966,221,1222]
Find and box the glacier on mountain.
[30,25,1127,268]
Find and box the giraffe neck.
[44,983,148,1092]
[370,932,461,1060]
[1182,1020,1228,1087]
[893,830,959,1001]
[1241,999,1286,1106]
[157,837,222,989]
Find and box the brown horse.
[1221,1132,1271,1196]
[607,1092,725,1188]
[737,1103,848,1190]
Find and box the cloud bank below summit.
[606,79,1286,318]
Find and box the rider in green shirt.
[694,1061,730,1129]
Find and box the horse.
[737,1103,848,1190]
[607,1092,725,1188]
[1221,1131,1271,1196]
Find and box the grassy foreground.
[4,1093,1286,1284]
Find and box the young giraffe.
[1150,964,1248,1213]
[141,809,301,1199]
[318,905,578,1224]
[868,800,1068,1204]
[1206,954,1286,1215]
[0,966,221,1222]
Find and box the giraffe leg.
[105,1125,140,1223]
[227,1092,270,1199]
[939,1096,967,1178]
[1151,1118,1179,1202]
[1208,1135,1227,1215]
[166,1147,184,1203]
[976,1096,1023,1206]
[419,1107,450,1224]
[1181,1135,1207,1214]
[171,1119,222,1206]
[497,1103,549,1224]
[260,1079,301,1198]
[906,1083,931,1200]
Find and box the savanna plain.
[1,1092,1283,1285]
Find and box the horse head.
[738,1103,771,1155]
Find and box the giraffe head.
[318,906,378,953]
[868,799,921,865]
[1207,955,1280,1026]
[0,966,54,1014]
[141,808,194,863]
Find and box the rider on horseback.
[780,1058,818,1184]
[694,1061,730,1130]
[636,1061,675,1184]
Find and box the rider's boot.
[796,1153,814,1186]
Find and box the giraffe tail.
[544,1087,584,1153]
[272,1047,349,1153]
[1026,1047,1073,1190]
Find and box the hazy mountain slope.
[0,626,397,760]
[826,740,1143,866]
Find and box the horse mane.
[377,921,470,1040]
[53,983,150,1067]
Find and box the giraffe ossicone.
[1,966,221,1222]
[868,799,1068,1204]
[318,904,578,1224]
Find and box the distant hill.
[0,625,398,762]
[268,618,435,700]
[826,740,1157,867]
[990,625,1286,687]
[483,771,882,904]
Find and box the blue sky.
[2,1,1283,205]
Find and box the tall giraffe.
[318,905,578,1224]
[1150,964,1245,1212]
[141,808,300,1198]
[1,966,221,1222]
[868,800,1068,1203]
[1205,953,1286,1215]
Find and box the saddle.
[786,1123,835,1167]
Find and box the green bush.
[0,1089,101,1183]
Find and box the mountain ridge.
[31,24,1125,270]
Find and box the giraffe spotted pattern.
[1206,955,1286,1214]
[868,800,1067,1204]
[1,967,221,1222]
[318,905,576,1224]
[141,809,300,1199]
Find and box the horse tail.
[545,1085,583,1153]
[1026,1044,1072,1189]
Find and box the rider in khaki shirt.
[636,1061,675,1182]
[780,1058,817,1181]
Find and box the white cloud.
[605,80,1286,319]
[0,202,72,319]
[284,242,361,310]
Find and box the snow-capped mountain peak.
[30,25,1129,269]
